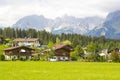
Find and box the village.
[1,0,120,80]
[1,37,120,62]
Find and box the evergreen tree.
[48,41,55,48]
[62,40,72,45]
[70,45,84,61]
[87,42,100,61]
[56,37,61,44]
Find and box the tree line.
[0,27,120,50]
[0,27,120,61]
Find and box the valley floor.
[0,61,120,80]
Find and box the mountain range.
[12,10,120,39]
[13,15,104,34]
[86,10,120,39]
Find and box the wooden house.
[51,44,73,61]
[4,46,35,60]
[107,48,120,60]
[99,48,120,61]
[13,38,40,47]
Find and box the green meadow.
[0,61,120,80]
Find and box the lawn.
[0,61,120,80]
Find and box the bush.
[12,57,16,61]
[0,55,5,61]
[19,57,27,61]
[86,52,100,62]
[32,56,40,61]
[110,50,119,62]
[86,53,93,62]
[70,52,77,61]
[99,56,106,62]
[70,56,77,61]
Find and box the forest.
[0,27,120,50]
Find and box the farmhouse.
[4,46,35,60]
[108,48,120,54]
[13,38,40,47]
[51,44,73,61]
[98,48,120,61]
[107,48,120,60]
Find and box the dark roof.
[108,48,120,53]
[4,46,34,51]
[53,44,72,50]
[13,38,39,42]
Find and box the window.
[20,49,26,52]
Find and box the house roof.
[53,44,72,50]
[4,46,34,51]
[13,38,39,42]
[108,48,120,53]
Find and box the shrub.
[70,52,77,61]
[32,56,40,61]
[11,57,16,61]
[110,50,119,62]
[19,57,27,61]
[70,56,77,61]
[99,56,106,62]
[0,55,5,61]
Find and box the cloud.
[95,0,120,12]
[0,0,120,26]
[0,0,42,6]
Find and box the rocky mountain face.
[13,15,49,30]
[13,15,104,34]
[12,10,120,39]
[87,10,120,39]
[50,15,104,34]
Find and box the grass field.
[0,61,120,80]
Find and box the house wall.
[4,48,33,56]
[18,41,40,47]
[49,56,69,61]
[4,47,34,60]
[4,55,11,60]
[4,54,32,60]
[54,48,70,61]
[59,56,69,61]
[55,49,70,57]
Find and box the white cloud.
[0,0,120,26]
[95,0,120,12]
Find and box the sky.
[0,0,120,26]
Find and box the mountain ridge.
[12,15,104,35]
[87,10,120,39]
[5,10,120,39]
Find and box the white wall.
[60,56,69,61]
[18,41,40,47]
[4,55,32,60]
